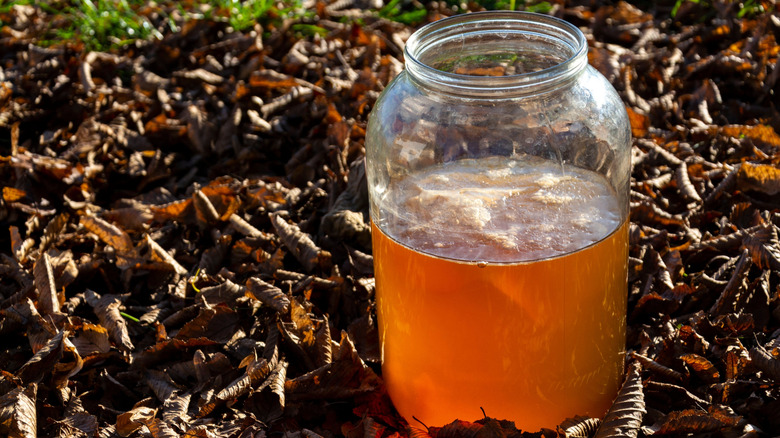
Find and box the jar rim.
[403,11,588,97]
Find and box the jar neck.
[403,11,588,98]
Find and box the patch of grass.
[59,0,163,51]
[209,0,274,31]
[378,0,427,25]
[379,0,554,26]
[292,23,329,37]
[737,0,764,18]
[1,0,309,51]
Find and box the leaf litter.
[1,0,780,437]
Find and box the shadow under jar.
[366,11,631,431]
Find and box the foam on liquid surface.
[378,156,622,262]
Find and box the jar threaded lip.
[403,11,588,97]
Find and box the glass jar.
[366,11,631,431]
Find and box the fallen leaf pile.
[1,0,779,437]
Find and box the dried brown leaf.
[228,213,265,238]
[724,343,750,381]
[285,331,381,400]
[17,330,65,384]
[630,201,685,227]
[39,212,69,253]
[54,412,99,437]
[198,351,272,418]
[315,314,333,367]
[676,163,702,202]
[631,352,684,383]
[626,107,649,138]
[721,124,780,150]
[52,337,83,389]
[246,277,290,313]
[737,162,780,195]
[161,391,192,426]
[72,322,111,356]
[116,406,157,437]
[151,199,193,222]
[749,344,780,381]
[175,306,240,344]
[559,415,601,438]
[0,383,37,438]
[145,418,179,438]
[193,188,221,224]
[2,186,26,202]
[145,369,180,402]
[33,252,60,315]
[678,353,720,383]
[709,249,752,316]
[594,361,645,438]
[197,279,246,305]
[427,420,482,438]
[80,214,134,254]
[742,223,780,270]
[245,359,287,423]
[145,234,188,275]
[85,289,134,351]
[647,405,742,435]
[270,212,332,272]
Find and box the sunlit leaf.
[116,406,157,437]
[33,252,60,315]
[270,212,332,272]
[594,361,645,438]
[646,405,742,435]
[0,384,37,438]
[85,289,134,351]
[80,214,134,254]
[17,330,65,384]
[679,353,720,383]
[246,277,290,314]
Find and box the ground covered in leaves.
[1,0,780,437]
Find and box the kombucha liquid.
[371,156,628,431]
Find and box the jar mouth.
[403,11,588,97]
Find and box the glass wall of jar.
[366,11,631,431]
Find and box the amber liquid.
[371,156,628,431]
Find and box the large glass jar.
[366,11,631,431]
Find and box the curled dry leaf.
[116,406,157,437]
[85,289,134,351]
[678,353,720,383]
[749,344,780,381]
[560,415,602,438]
[145,418,180,438]
[646,405,742,435]
[175,306,240,344]
[742,223,780,270]
[0,383,37,438]
[675,163,702,203]
[246,277,290,314]
[270,212,332,272]
[197,279,246,306]
[145,234,188,275]
[736,162,780,195]
[285,331,381,401]
[594,361,645,438]
[79,214,134,254]
[33,251,60,315]
[244,359,288,423]
[631,352,684,383]
[198,350,276,418]
[17,330,65,384]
